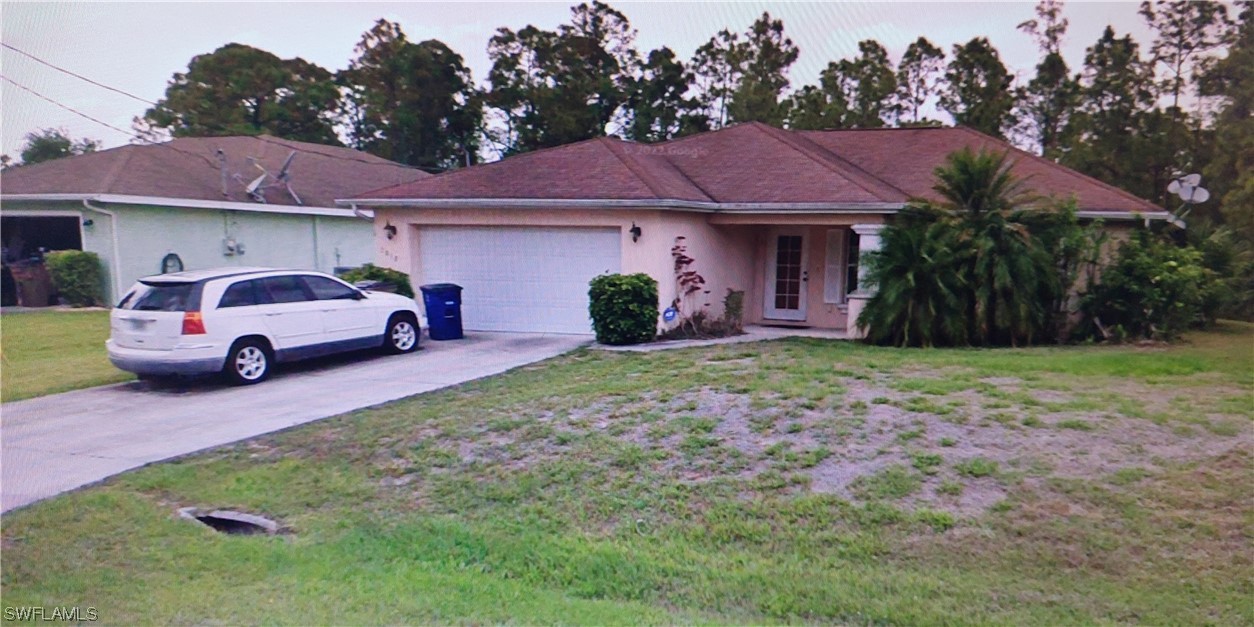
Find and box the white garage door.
[418,226,622,334]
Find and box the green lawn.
[3,323,1251,624]
[1,310,131,403]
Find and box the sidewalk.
[595,324,850,353]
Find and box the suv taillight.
[182,311,206,335]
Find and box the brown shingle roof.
[357,122,1161,214]
[799,126,1161,213]
[2,135,427,208]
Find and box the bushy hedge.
[45,250,104,307]
[589,273,658,345]
[338,263,414,298]
[1080,230,1214,341]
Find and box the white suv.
[107,268,423,385]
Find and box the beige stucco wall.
[372,207,893,332]
[372,207,757,328]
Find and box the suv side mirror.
[352,290,367,300]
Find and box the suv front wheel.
[383,314,419,354]
[224,338,272,385]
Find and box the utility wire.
[2,74,219,171]
[1,43,158,106]
[3,62,455,176]
[2,75,147,140]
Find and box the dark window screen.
[260,276,311,304]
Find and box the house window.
[846,230,861,296]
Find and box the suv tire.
[224,338,272,385]
[383,314,419,354]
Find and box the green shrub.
[338,263,414,298]
[588,273,659,345]
[1080,230,1211,341]
[44,250,104,307]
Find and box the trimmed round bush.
[44,250,104,307]
[589,273,659,345]
[338,263,414,298]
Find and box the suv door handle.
[264,312,283,317]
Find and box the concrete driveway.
[1,332,588,513]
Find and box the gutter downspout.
[350,204,371,221]
[82,199,123,302]
[312,214,320,271]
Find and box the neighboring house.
[343,122,1169,336]
[1,135,426,304]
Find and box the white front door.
[764,230,808,321]
[417,226,622,334]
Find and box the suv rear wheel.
[383,314,419,354]
[224,338,272,385]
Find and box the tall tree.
[1200,1,1253,239]
[1063,27,1178,205]
[1139,0,1235,112]
[784,68,848,130]
[690,29,745,128]
[940,38,1017,138]
[727,12,800,125]
[892,37,946,126]
[484,2,638,154]
[560,1,638,134]
[340,20,483,169]
[16,128,100,165]
[692,13,798,127]
[834,40,897,128]
[143,43,341,145]
[1015,0,1080,157]
[1138,0,1235,211]
[623,47,707,142]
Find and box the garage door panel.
[418,226,621,334]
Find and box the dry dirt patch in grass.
[383,357,1249,519]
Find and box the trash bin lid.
[420,283,463,292]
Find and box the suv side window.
[218,280,260,308]
[301,276,359,301]
[259,275,313,304]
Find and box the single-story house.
[1,135,425,304]
[342,122,1169,336]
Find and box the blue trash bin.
[420,283,464,340]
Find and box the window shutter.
[824,229,844,303]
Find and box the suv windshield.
[123,283,194,311]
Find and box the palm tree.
[858,207,969,347]
[931,147,1059,346]
[860,147,1064,347]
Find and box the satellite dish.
[1168,173,1210,226]
[245,172,267,197]
[237,152,301,205]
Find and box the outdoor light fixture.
[383,222,398,240]
[629,223,642,242]
[82,218,94,227]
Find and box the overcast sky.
[1,1,1161,159]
